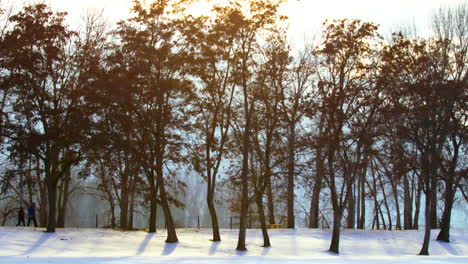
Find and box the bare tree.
[315,19,381,253]
[432,3,468,243]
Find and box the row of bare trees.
[0,0,466,256]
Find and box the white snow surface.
[0,227,467,263]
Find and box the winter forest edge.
[0,0,467,257]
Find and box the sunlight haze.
[40,0,467,39]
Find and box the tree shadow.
[235,249,248,256]
[261,245,271,256]
[136,233,155,255]
[322,249,339,256]
[208,241,220,255]
[23,233,53,255]
[437,240,460,255]
[161,242,179,256]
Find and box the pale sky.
[19,0,468,46]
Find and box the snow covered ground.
[0,227,467,263]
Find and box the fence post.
[96,214,98,228]
[197,215,200,230]
[230,217,232,230]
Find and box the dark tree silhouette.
[2,4,93,232]
[314,19,381,254]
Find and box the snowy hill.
[0,227,467,263]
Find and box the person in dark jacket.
[27,203,38,227]
[16,206,25,227]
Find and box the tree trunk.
[56,172,70,228]
[57,183,69,228]
[236,76,250,251]
[148,173,157,233]
[264,133,275,226]
[207,194,221,241]
[236,154,249,251]
[436,184,455,242]
[347,184,355,229]
[374,206,379,230]
[206,138,221,242]
[357,170,366,229]
[378,202,387,230]
[120,179,129,230]
[156,157,178,243]
[108,194,116,229]
[159,183,177,243]
[357,173,361,229]
[309,150,324,228]
[266,175,275,225]
[377,170,392,230]
[403,173,413,229]
[105,181,116,229]
[149,194,157,233]
[309,182,321,228]
[36,160,48,227]
[372,173,380,230]
[390,180,401,230]
[160,188,177,242]
[128,186,135,229]
[56,181,63,226]
[46,176,57,232]
[418,186,433,255]
[430,174,438,229]
[329,211,342,254]
[287,122,296,229]
[413,179,422,229]
[256,192,271,247]
[39,188,48,227]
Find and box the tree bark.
[437,135,461,242]
[56,170,70,228]
[372,172,380,230]
[36,159,48,227]
[287,122,296,229]
[347,183,355,229]
[110,199,116,229]
[413,179,422,229]
[148,173,157,233]
[236,135,249,251]
[266,175,275,225]
[329,211,342,254]
[403,173,413,229]
[149,194,157,233]
[309,149,324,228]
[374,207,379,230]
[256,192,271,247]
[56,181,63,227]
[236,61,251,251]
[207,194,221,241]
[309,181,322,228]
[206,132,221,241]
[357,169,366,229]
[46,176,58,232]
[39,187,48,227]
[159,184,177,243]
[377,169,392,230]
[119,174,129,229]
[156,157,178,243]
[437,184,455,242]
[390,179,402,230]
[418,186,433,255]
[128,185,135,229]
[430,174,438,229]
